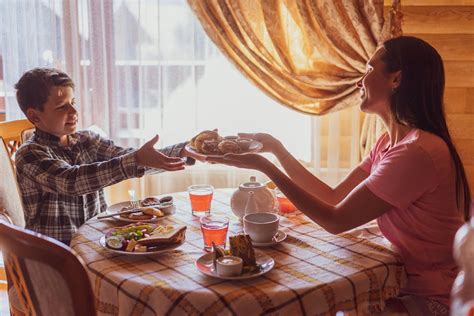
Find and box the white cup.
[216,256,243,276]
[243,212,279,243]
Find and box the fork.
[128,190,140,209]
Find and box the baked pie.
[229,234,258,273]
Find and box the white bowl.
[216,256,243,277]
[243,212,279,243]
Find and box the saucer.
[195,250,274,280]
[251,230,287,247]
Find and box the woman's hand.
[238,132,283,153]
[136,135,186,171]
[206,152,269,171]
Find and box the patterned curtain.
[187,0,401,116]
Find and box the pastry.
[229,234,257,271]
[218,140,241,154]
[127,212,153,220]
[201,140,220,154]
[141,207,164,217]
[191,130,221,152]
[141,197,160,206]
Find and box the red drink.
[275,190,297,214]
[200,215,229,251]
[277,196,297,213]
[188,185,213,216]
[190,191,213,212]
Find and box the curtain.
[0,0,373,203]
[187,0,400,116]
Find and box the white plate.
[185,140,263,157]
[105,201,175,223]
[251,230,287,247]
[99,236,184,255]
[195,250,274,280]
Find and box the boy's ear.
[26,108,41,124]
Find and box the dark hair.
[15,68,74,114]
[382,36,471,221]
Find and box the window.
[0,0,360,182]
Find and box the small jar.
[216,256,243,277]
[158,196,175,215]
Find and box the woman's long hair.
[382,36,471,221]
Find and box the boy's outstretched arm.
[15,134,184,196]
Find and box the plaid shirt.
[15,129,188,244]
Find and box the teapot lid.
[239,181,265,191]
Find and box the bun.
[201,140,220,154]
[195,131,221,152]
[190,130,256,155]
[218,140,241,154]
[141,207,164,217]
[190,130,220,150]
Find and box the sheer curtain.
[0,0,361,203]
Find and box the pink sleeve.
[359,155,372,173]
[363,145,439,209]
[359,134,388,173]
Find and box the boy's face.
[27,86,78,144]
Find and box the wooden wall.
[385,0,474,195]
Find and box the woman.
[208,36,471,315]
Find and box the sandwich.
[137,225,187,247]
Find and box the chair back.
[0,137,25,227]
[0,119,34,157]
[0,221,96,316]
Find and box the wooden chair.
[0,137,25,227]
[0,221,96,316]
[0,119,34,158]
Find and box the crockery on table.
[102,196,176,222]
[250,230,287,247]
[100,222,186,255]
[243,212,280,244]
[196,235,274,280]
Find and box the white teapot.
[230,176,276,220]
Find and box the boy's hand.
[136,135,185,171]
[181,144,207,162]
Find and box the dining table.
[71,189,407,315]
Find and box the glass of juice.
[188,184,214,216]
[200,215,229,251]
[274,188,297,214]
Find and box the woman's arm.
[272,145,370,205]
[208,153,393,234]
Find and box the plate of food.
[104,196,175,223]
[100,222,186,255]
[186,130,263,156]
[195,234,275,280]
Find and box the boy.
[14,68,196,244]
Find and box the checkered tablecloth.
[71,189,407,315]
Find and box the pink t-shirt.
[360,128,464,304]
